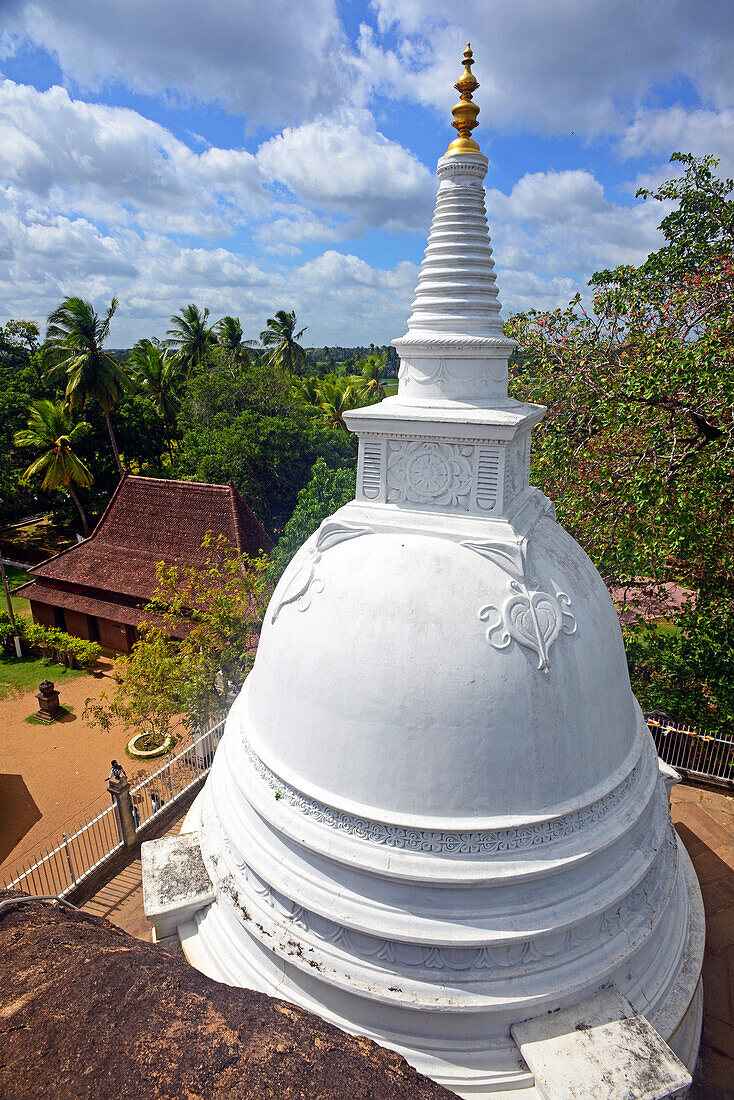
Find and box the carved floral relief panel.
[386,441,474,509]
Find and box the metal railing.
[2,717,226,899]
[648,717,734,786]
[129,718,225,828]
[1,802,123,898]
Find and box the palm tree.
[127,339,183,452]
[43,296,129,475]
[214,315,258,375]
[166,303,215,376]
[14,400,93,536]
[294,375,322,406]
[360,351,387,401]
[317,375,365,431]
[260,309,308,376]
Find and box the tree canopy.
[506,153,734,733]
[43,296,130,475]
[260,309,308,375]
[85,535,272,736]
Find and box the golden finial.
[445,42,481,155]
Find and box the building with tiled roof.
[16,475,272,652]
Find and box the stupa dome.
[250,514,636,821]
[145,45,704,1099]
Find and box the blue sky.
[0,0,733,346]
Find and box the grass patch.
[0,517,77,561]
[4,565,29,591]
[2,564,33,621]
[0,653,86,699]
[25,704,75,725]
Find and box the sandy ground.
[0,656,186,878]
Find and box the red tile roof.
[22,475,272,603]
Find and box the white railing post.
[62,833,76,886]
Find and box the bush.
[0,616,100,670]
[67,636,102,671]
[0,612,32,656]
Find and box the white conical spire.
[344,61,543,518]
[405,151,504,340]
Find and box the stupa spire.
[391,43,516,406]
[446,42,481,155]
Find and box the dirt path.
[0,657,186,877]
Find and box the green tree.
[85,535,272,736]
[214,315,257,373]
[359,351,387,400]
[316,374,367,430]
[176,358,355,532]
[166,303,216,376]
[0,320,46,524]
[269,459,356,583]
[43,296,129,475]
[0,319,40,361]
[505,151,734,732]
[635,152,734,280]
[128,338,183,452]
[14,399,93,536]
[260,309,308,376]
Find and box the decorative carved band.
[394,334,515,348]
[209,790,673,978]
[241,735,644,854]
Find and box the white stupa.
[144,47,704,1098]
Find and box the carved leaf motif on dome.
[461,538,526,581]
[480,581,577,672]
[270,520,371,624]
[464,537,577,671]
[386,440,473,508]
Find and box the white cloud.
[256,109,435,232]
[0,80,267,236]
[363,0,734,136]
[1,0,352,127]
[619,107,734,181]
[257,209,362,254]
[483,169,664,314]
[0,183,421,346]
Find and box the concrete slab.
[141,830,214,938]
[511,984,691,1100]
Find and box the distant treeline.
[108,344,400,377]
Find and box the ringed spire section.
[393,45,515,404]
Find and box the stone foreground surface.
[0,895,453,1100]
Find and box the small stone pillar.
[34,680,62,723]
[107,760,137,847]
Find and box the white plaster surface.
[155,141,704,1097]
[512,984,691,1099]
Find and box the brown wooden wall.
[97,618,132,653]
[61,609,93,640]
[30,601,56,628]
[29,602,133,654]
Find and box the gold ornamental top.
[445,43,481,155]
